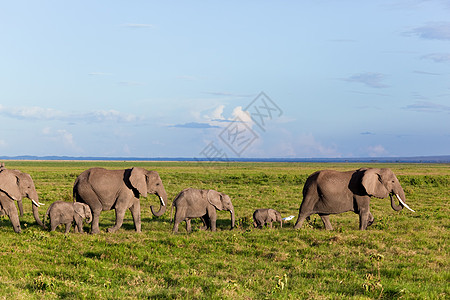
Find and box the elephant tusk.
[159,196,165,207]
[396,194,415,212]
[38,202,45,206]
[31,200,41,207]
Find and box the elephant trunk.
[150,190,167,217]
[18,200,24,217]
[31,199,45,227]
[390,186,415,212]
[390,194,403,211]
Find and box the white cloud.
[296,133,340,157]
[421,53,450,63]
[0,106,64,120]
[343,72,389,88]
[193,105,254,129]
[407,22,450,41]
[367,145,388,157]
[404,101,450,113]
[57,129,76,148]
[0,105,142,124]
[88,110,139,123]
[42,128,83,153]
[231,106,253,126]
[205,105,225,120]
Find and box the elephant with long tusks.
[0,166,45,233]
[294,168,415,230]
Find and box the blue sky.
[1,1,449,158]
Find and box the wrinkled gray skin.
[253,208,282,229]
[172,188,235,233]
[73,167,168,234]
[45,201,92,233]
[294,168,410,230]
[0,168,45,233]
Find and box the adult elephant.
[0,167,45,233]
[73,167,168,234]
[293,168,415,230]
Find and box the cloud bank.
[407,22,450,41]
[342,72,389,88]
[0,105,141,123]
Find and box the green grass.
[0,161,448,299]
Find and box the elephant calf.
[172,188,235,233]
[253,208,283,229]
[45,201,92,233]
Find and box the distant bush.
[222,173,308,186]
[399,175,449,187]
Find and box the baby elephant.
[253,208,283,229]
[45,201,92,233]
[172,188,235,233]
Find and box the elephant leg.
[268,221,273,229]
[207,207,217,231]
[74,216,83,233]
[50,219,58,232]
[358,209,370,230]
[64,223,72,234]
[173,207,186,233]
[367,212,374,227]
[0,198,21,233]
[186,218,192,233]
[90,208,102,234]
[319,214,333,230]
[172,221,180,233]
[108,208,126,233]
[200,214,210,230]
[293,213,311,230]
[129,201,141,233]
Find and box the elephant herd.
[0,164,415,234]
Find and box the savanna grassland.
[0,161,448,299]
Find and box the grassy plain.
[0,161,448,299]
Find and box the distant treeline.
[0,155,449,163]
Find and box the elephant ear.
[207,190,223,210]
[362,168,389,199]
[129,167,148,197]
[74,202,86,218]
[0,170,22,201]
